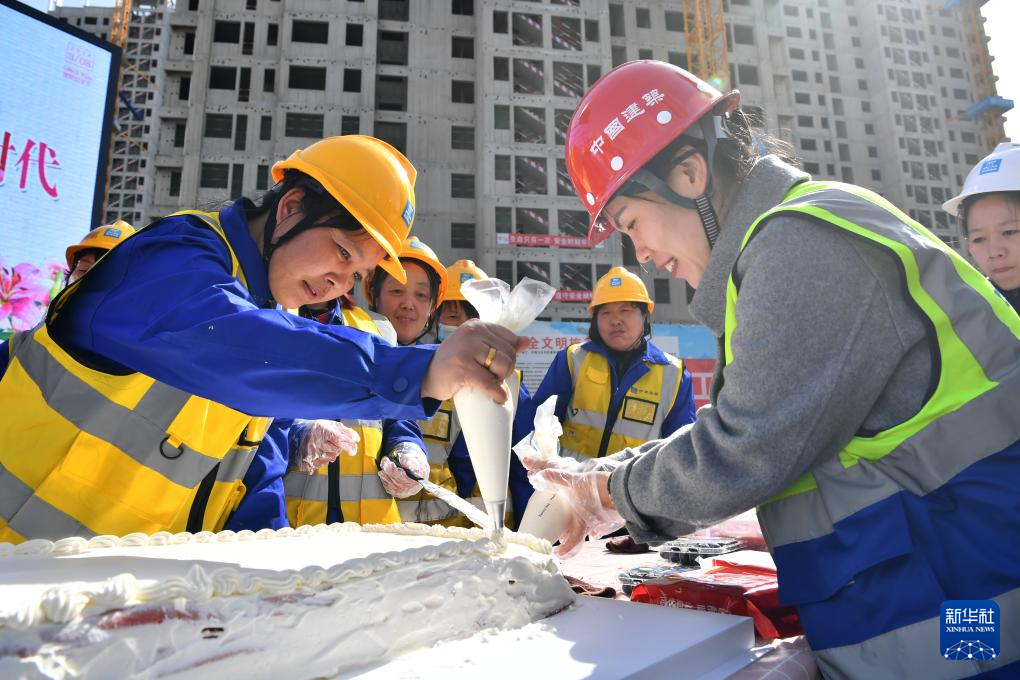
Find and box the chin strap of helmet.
[625,115,728,249]
[261,178,343,269]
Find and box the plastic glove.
[378,442,431,498]
[518,451,598,476]
[296,420,360,473]
[531,469,624,559]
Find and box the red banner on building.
[553,290,593,303]
[496,233,596,249]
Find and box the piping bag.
[383,454,493,530]
[455,277,555,532]
[512,396,571,543]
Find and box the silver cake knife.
[384,455,494,530]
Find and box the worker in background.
[0,135,524,543]
[524,62,1020,678]
[0,221,138,392]
[65,220,136,284]
[277,295,426,527]
[368,252,536,527]
[943,142,1020,314]
[532,265,696,463]
[436,259,486,332]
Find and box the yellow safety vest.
[283,306,400,526]
[559,343,683,459]
[402,371,522,527]
[0,210,272,543]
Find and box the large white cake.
[0,523,575,679]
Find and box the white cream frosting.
[0,522,574,679]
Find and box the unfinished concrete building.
[145,0,1006,323]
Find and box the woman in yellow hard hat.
[368,253,538,527]
[361,237,456,512]
[436,259,487,333]
[0,135,524,542]
[365,237,448,346]
[532,265,696,463]
[64,220,135,284]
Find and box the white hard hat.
[943,142,1020,217]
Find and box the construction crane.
[945,0,1013,150]
[103,0,142,221]
[681,0,730,91]
[110,0,132,49]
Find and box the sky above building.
[983,2,1018,140]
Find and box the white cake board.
[350,596,759,679]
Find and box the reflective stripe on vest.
[402,371,521,526]
[283,305,400,526]
[812,584,1020,679]
[724,182,1020,547]
[722,181,1020,670]
[0,210,271,543]
[559,343,682,460]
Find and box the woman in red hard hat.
[526,61,1020,678]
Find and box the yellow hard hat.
[65,220,136,268]
[272,135,417,284]
[589,266,655,314]
[364,236,448,306]
[444,259,488,302]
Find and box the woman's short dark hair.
[960,191,1020,236]
[438,299,479,321]
[370,260,442,319]
[623,108,799,202]
[588,302,652,346]
[247,169,365,234]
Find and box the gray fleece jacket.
[608,155,932,542]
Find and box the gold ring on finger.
[483,346,497,368]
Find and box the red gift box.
[629,563,802,639]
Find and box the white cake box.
[354,596,758,679]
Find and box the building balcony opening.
[561,262,592,292]
[516,207,549,234]
[374,120,407,153]
[551,16,581,51]
[376,75,408,111]
[513,58,544,95]
[378,30,409,65]
[517,260,551,285]
[213,20,240,43]
[514,106,546,144]
[289,66,327,90]
[292,19,329,44]
[558,209,588,238]
[379,0,409,22]
[553,61,583,98]
[515,157,548,195]
[512,13,543,47]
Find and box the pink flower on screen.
[0,261,51,331]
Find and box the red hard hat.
[565,61,740,244]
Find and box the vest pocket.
[622,396,658,425]
[207,480,247,532]
[421,409,452,442]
